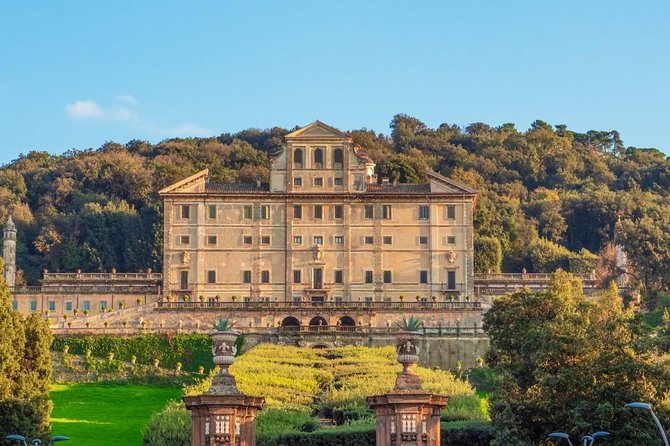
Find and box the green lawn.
[51,383,182,446]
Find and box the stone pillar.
[184,327,264,446]
[367,327,449,446]
[3,216,16,287]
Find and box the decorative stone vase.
[394,330,422,392]
[208,330,241,395]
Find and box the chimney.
[393,179,398,187]
[255,175,262,188]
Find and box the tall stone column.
[184,323,264,446]
[367,323,449,446]
[3,216,16,287]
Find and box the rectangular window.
[207,270,216,284]
[365,236,374,245]
[82,300,91,312]
[179,235,190,245]
[419,205,429,220]
[383,236,392,245]
[383,270,392,284]
[243,270,252,284]
[99,301,108,311]
[207,235,217,245]
[382,205,392,219]
[65,301,73,312]
[293,205,302,219]
[261,236,271,245]
[208,205,217,219]
[180,271,189,290]
[447,205,456,220]
[180,205,190,219]
[447,270,456,290]
[11,301,18,310]
[243,236,252,245]
[314,205,323,219]
[243,205,253,219]
[314,177,323,186]
[334,270,343,284]
[313,236,323,245]
[48,300,56,311]
[419,236,428,245]
[261,270,270,283]
[420,270,428,284]
[334,177,343,186]
[334,205,343,219]
[260,205,270,220]
[293,235,302,245]
[334,236,344,245]
[293,270,301,284]
[364,205,374,219]
[293,177,302,186]
[447,236,456,245]
[365,271,374,284]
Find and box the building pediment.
[426,169,477,194]
[159,169,209,195]
[285,121,350,140]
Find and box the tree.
[484,272,670,445]
[0,260,53,443]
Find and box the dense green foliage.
[2,115,669,301]
[141,400,190,446]
[51,333,213,372]
[51,382,182,446]
[0,267,52,444]
[483,271,670,445]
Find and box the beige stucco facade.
[160,122,477,304]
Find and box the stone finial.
[394,329,423,392]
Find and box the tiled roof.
[205,182,270,193]
[365,183,431,194]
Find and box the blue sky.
[1,0,668,165]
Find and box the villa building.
[159,121,477,305]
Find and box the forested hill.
[0,114,668,294]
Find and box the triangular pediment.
[426,169,477,194]
[285,121,350,139]
[159,169,209,194]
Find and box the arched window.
[314,148,324,167]
[333,148,343,167]
[293,148,303,166]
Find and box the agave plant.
[396,315,423,332]
[213,317,236,332]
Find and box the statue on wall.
[312,244,323,261]
[446,251,456,264]
[181,250,190,265]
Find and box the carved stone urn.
[394,330,423,392]
[208,330,241,395]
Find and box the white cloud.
[109,107,137,122]
[64,96,212,138]
[169,123,213,137]
[65,100,104,119]
[117,94,138,105]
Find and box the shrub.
[141,401,190,446]
[255,424,493,446]
[51,333,214,372]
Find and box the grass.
[50,382,182,446]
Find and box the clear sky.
[1,0,668,165]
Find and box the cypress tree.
[0,259,52,443]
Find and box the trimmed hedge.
[256,424,493,446]
[52,334,218,372]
